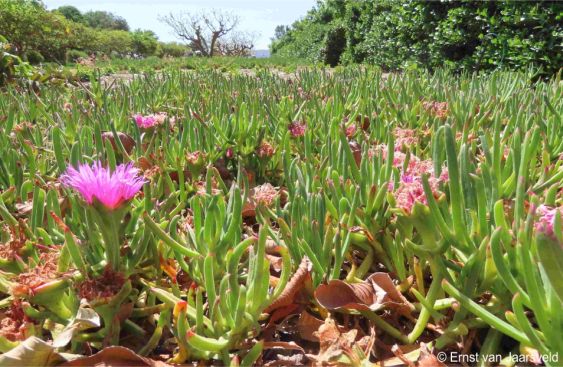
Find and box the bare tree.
[159,9,245,57]
[216,31,257,57]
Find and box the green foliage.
[91,30,133,56]
[0,64,561,363]
[273,0,563,73]
[157,42,188,58]
[65,49,88,63]
[0,35,33,85]
[0,0,77,62]
[131,30,159,57]
[82,10,129,31]
[24,49,44,65]
[0,0,165,63]
[56,5,83,23]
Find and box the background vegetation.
[271,0,562,73]
[0,0,187,64]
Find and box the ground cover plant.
[0,65,562,366]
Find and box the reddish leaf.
[101,131,136,154]
[296,311,325,342]
[315,272,414,316]
[265,257,312,314]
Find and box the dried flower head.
[288,121,306,137]
[394,128,418,148]
[60,161,144,210]
[256,141,275,158]
[422,101,449,119]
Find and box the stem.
[408,269,442,343]
[360,310,409,344]
[442,280,533,345]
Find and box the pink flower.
[133,113,167,129]
[345,124,357,138]
[61,161,145,210]
[535,205,562,238]
[394,128,418,148]
[288,121,306,137]
[388,155,449,214]
[392,175,427,213]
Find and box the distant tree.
[160,9,249,57]
[273,25,290,41]
[92,29,133,56]
[56,5,83,23]
[157,42,188,58]
[131,29,159,56]
[216,31,257,56]
[83,10,129,31]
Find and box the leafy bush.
[322,24,346,66]
[24,50,44,65]
[66,49,88,63]
[272,0,563,73]
[131,30,159,57]
[157,42,188,58]
[0,35,33,85]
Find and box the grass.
[0,64,561,366]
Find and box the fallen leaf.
[0,336,77,366]
[315,272,414,316]
[265,256,312,314]
[306,318,369,366]
[61,346,173,367]
[264,353,304,367]
[263,341,305,353]
[417,343,446,367]
[52,308,100,348]
[296,311,325,342]
[101,131,136,154]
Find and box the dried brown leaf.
[265,256,312,313]
[61,346,173,367]
[101,131,136,154]
[296,311,325,342]
[306,318,367,366]
[315,272,414,316]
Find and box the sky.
[43,0,317,49]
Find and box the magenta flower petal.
[61,161,145,210]
[535,205,562,238]
[133,113,167,129]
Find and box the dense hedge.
[0,0,186,63]
[271,0,563,73]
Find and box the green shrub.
[322,24,346,66]
[1,34,33,85]
[273,0,563,73]
[66,49,88,63]
[158,42,188,58]
[24,50,44,65]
